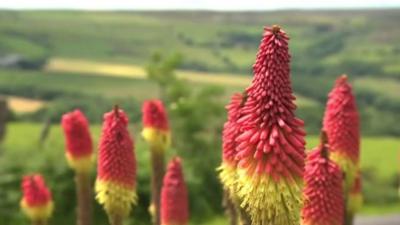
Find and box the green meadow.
[0,123,399,225]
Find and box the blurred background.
[0,1,399,225]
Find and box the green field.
[1,10,399,135]
[2,123,398,182]
[0,123,399,225]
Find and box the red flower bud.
[301,138,344,225]
[161,157,189,225]
[142,99,169,131]
[218,92,245,196]
[95,106,137,219]
[61,109,93,172]
[142,100,171,150]
[20,174,53,221]
[323,75,360,190]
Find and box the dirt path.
[355,214,400,225]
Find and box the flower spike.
[95,106,137,224]
[301,131,344,225]
[142,99,171,151]
[61,109,93,173]
[218,92,246,197]
[61,109,94,225]
[234,25,306,225]
[20,174,54,224]
[142,99,171,225]
[323,75,360,191]
[161,157,189,225]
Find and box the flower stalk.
[95,105,137,225]
[233,25,306,225]
[20,174,54,225]
[142,100,171,225]
[61,109,94,225]
[323,75,361,225]
[301,131,344,225]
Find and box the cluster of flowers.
[20,24,362,225]
[218,25,362,225]
[20,101,188,225]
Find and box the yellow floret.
[95,179,137,218]
[236,169,303,225]
[330,151,358,192]
[20,200,54,221]
[218,162,239,199]
[142,127,171,151]
[66,153,93,173]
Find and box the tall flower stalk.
[20,174,54,225]
[161,157,189,225]
[62,109,93,225]
[301,132,344,225]
[323,75,360,225]
[234,25,306,225]
[95,106,137,225]
[142,100,171,225]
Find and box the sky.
[1,0,400,10]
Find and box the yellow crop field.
[45,58,318,107]
[45,58,251,87]
[1,96,46,113]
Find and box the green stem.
[149,146,165,225]
[76,172,93,225]
[109,214,123,225]
[222,190,238,225]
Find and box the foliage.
[0,123,399,225]
[145,53,226,220]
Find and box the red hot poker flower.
[161,157,189,225]
[20,174,54,222]
[234,25,306,225]
[301,134,344,225]
[61,109,93,172]
[142,99,171,150]
[218,92,245,196]
[323,75,360,190]
[95,106,137,220]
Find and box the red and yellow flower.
[234,25,306,225]
[95,106,137,220]
[142,100,171,151]
[218,92,246,197]
[161,157,189,225]
[61,109,93,173]
[323,75,360,191]
[20,174,54,223]
[301,133,344,225]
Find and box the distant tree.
[145,52,182,102]
[145,53,226,218]
[0,97,8,144]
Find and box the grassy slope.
[0,68,317,107]
[1,10,399,99]
[1,10,398,73]
[1,10,399,124]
